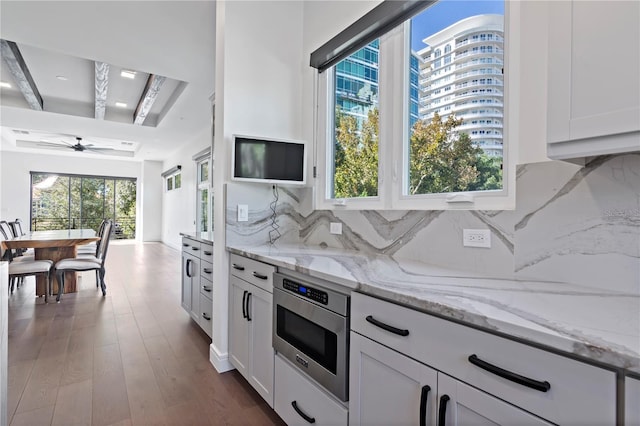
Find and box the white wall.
[0,151,149,236]
[141,160,163,241]
[161,126,212,250]
[212,0,305,372]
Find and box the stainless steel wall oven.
[272,271,350,402]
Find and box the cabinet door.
[349,332,438,426]
[547,1,640,157]
[437,374,553,426]
[181,253,193,312]
[247,284,274,407]
[627,376,640,426]
[229,276,250,377]
[189,256,200,321]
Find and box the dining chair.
[77,219,108,256]
[0,221,14,239]
[54,220,113,302]
[0,233,53,302]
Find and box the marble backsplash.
[226,153,640,293]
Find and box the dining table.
[2,229,100,296]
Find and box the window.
[165,170,181,192]
[196,156,211,233]
[315,0,515,210]
[30,172,137,239]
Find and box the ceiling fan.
[16,136,135,157]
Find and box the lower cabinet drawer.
[201,260,214,281]
[275,355,348,426]
[351,292,616,426]
[199,292,212,338]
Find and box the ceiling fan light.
[120,70,136,79]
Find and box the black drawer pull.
[438,395,449,426]
[202,313,211,321]
[203,268,212,274]
[232,263,245,271]
[246,293,252,321]
[252,271,268,280]
[291,401,315,424]
[204,251,212,256]
[182,243,189,247]
[202,286,212,293]
[468,354,551,392]
[191,247,199,251]
[365,315,409,336]
[419,385,431,426]
[242,290,247,319]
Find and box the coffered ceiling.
[0,1,216,161]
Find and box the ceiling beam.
[133,74,166,125]
[0,39,43,111]
[94,61,109,120]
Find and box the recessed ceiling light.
[56,75,68,81]
[0,81,11,88]
[120,70,136,79]
[115,102,127,108]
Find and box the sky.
[411,0,505,52]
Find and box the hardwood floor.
[7,242,286,426]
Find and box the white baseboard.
[210,343,234,373]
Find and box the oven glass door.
[276,305,338,374]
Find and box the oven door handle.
[242,290,247,319]
[291,401,316,424]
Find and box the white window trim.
[314,1,519,211]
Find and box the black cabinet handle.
[468,354,551,393]
[242,290,247,319]
[291,401,315,424]
[182,243,189,247]
[204,251,212,255]
[202,313,211,321]
[365,315,410,336]
[191,246,199,251]
[203,268,212,274]
[185,259,192,278]
[438,395,450,426]
[419,385,431,426]
[232,263,245,271]
[202,286,212,293]
[252,271,268,280]
[246,293,252,321]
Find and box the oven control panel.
[283,278,328,305]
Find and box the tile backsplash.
[227,153,640,293]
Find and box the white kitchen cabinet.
[349,331,437,426]
[275,355,348,426]
[350,292,617,425]
[229,254,276,407]
[180,237,212,337]
[626,376,640,426]
[547,0,640,161]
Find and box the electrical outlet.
[237,204,248,222]
[330,222,343,235]
[463,229,491,248]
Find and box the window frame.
[314,1,518,211]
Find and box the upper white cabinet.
[547,1,640,161]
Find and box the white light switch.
[463,229,491,248]
[237,204,248,222]
[330,222,342,235]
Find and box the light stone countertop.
[227,242,640,374]
[180,232,214,244]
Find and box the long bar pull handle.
[232,263,245,271]
[246,293,252,321]
[203,268,212,274]
[242,291,247,319]
[252,271,268,280]
[438,395,450,426]
[365,315,410,336]
[182,243,189,247]
[204,251,212,255]
[419,385,431,426]
[202,313,211,321]
[185,259,192,278]
[202,285,212,293]
[468,354,551,392]
[191,246,199,251]
[291,401,316,424]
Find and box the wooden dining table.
[2,229,100,296]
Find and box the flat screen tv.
[232,135,307,185]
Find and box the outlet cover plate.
[463,229,491,248]
[330,222,342,235]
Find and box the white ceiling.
[0,1,216,162]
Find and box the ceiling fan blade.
[85,148,135,157]
[36,142,69,148]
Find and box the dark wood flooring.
[7,242,286,426]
